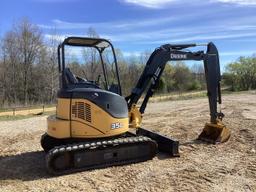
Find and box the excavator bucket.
[198,121,231,144]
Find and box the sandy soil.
[0,92,255,192]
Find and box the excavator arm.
[126,42,230,143]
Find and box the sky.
[1,0,256,69]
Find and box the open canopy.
[58,36,122,95]
[63,37,111,49]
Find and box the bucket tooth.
[198,121,231,144]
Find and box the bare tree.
[191,63,206,89]
[82,27,101,80]
[139,50,151,65]
[1,18,44,105]
[15,19,44,105]
[43,30,60,103]
[1,31,20,105]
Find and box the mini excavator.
[41,37,231,174]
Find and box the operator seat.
[63,68,78,85]
[63,68,100,89]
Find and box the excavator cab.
[58,37,122,94]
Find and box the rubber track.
[46,136,157,175]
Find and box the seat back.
[63,68,78,85]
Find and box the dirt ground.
[0,92,255,192]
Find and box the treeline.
[223,56,256,91]
[0,19,255,107]
[0,20,58,107]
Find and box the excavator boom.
[126,42,230,143]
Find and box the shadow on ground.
[0,151,50,181]
[0,140,212,181]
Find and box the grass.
[150,91,207,103]
[151,89,248,103]
[0,104,55,112]
[0,111,55,121]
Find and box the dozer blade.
[198,122,231,144]
[136,127,179,157]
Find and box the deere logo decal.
[170,53,187,59]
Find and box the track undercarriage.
[41,128,179,175]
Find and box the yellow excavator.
[41,37,231,174]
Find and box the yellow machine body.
[47,98,129,139]
[128,104,142,128]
